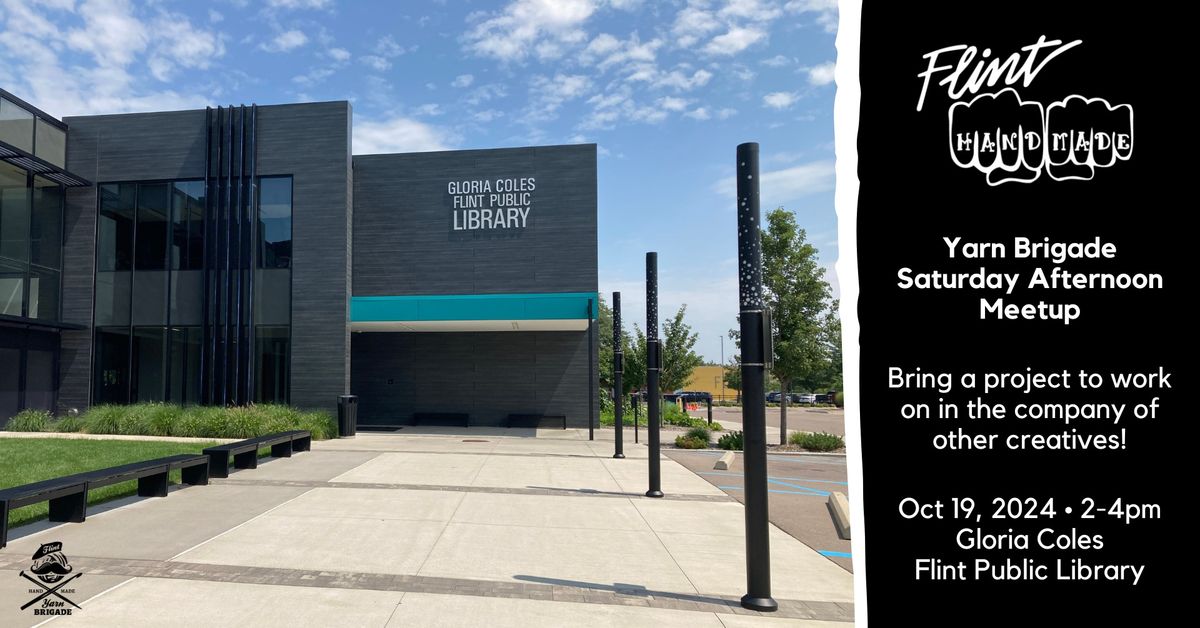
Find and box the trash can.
[337,395,358,437]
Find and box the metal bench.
[203,430,311,479]
[0,453,211,549]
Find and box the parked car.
[766,391,783,403]
[794,393,817,404]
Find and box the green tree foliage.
[659,304,703,392]
[761,207,836,395]
[622,324,647,395]
[598,296,615,392]
[728,207,841,400]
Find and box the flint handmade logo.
[19,542,82,616]
[917,35,1133,185]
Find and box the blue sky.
[0,0,839,363]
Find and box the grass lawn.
[1,438,222,530]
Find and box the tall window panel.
[255,326,289,404]
[170,182,204,326]
[93,327,130,404]
[95,183,134,326]
[0,162,29,265]
[133,183,168,327]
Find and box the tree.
[729,207,840,441]
[659,304,703,392]
[761,207,836,443]
[598,296,615,393]
[624,324,647,394]
[723,358,742,402]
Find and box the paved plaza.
[1,428,853,626]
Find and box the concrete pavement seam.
[165,487,318,562]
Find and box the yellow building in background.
[684,365,736,402]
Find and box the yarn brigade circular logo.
[19,542,82,615]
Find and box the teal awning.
[350,292,597,332]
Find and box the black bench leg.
[138,471,169,497]
[294,436,311,452]
[234,449,258,470]
[208,451,231,479]
[182,464,209,486]
[1,501,9,549]
[48,490,87,524]
[271,441,293,458]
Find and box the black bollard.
[707,397,713,426]
[632,393,639,443]
[645,252,663,498]
[736,142,777,612]
[588,298,595,441]
[613,292,625,459]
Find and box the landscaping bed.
[6,403,337,441]
[0,438,221,529]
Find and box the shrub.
[684,426,711,443]
[834,391,844,407]
[6,408,52,432]
[789,431,845,451]
[718,430,744,451]
[80,405,130,434]
[674,435,708,449]
[51,414,85,433]
[71,403,338,440]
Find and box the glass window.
[258,177,291,269]
[0,162,30,264]
[171,181,205,271]
[131,327,166,402]
[135,183,169,270]
[31,176,62,269]
[94,328,131,404]
[0,98,34,153]
[28,268,58,321]
[95,184,135,326]
[24,349,55,411]
[0,261,22,317]
[255,326,289,403]
[168,327,202,404]
[0,347,18,423]
[98,184,135,271]
[34,119,66,168]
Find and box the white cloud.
[354,116,455,154]
[0,0,222,117]
[360,55,390,71]
[208,9,223,23]
[684,107,710,120]
[473,109,504,122]
[293,66,334,86]
[657,96,688,111]
[526,73,592,121]
[717,107,738,119]
[374,34,407,57]
[266,0,333,9]
[785,0,838,33]
[451,73,475,88]
[702,25,766,56]
[761,54,790,67]
[260,29,308,52]
[806,60,835,85]
[465,83,508,105]
[719,0,782,22]
[647,67,712,91]
[412,103,443,117]
[763,90,799,109]
[714,160,835,203]
[671,3,721,48]
[464,0,597,63]
[580,32,661,71]
[327,47,351,62]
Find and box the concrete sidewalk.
[1,429,853,626]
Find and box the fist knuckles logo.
[948,88,1133,185]
[1044,95,1133,181]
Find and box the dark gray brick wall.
[351,331,592,427]
[256,102,352,412]
[350,145,598,426]
[352,144,597,295]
